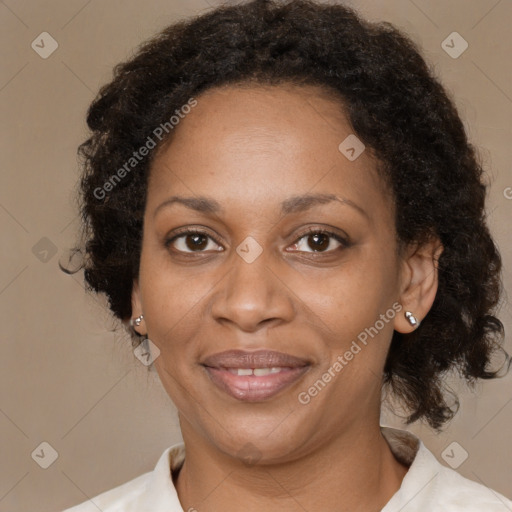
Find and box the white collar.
[138,426,422,511]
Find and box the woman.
[62,0,512,510]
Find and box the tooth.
[270,367,282,374]
[237,368,253,376]
[253,368,272,376]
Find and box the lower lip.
[203,366,310,402]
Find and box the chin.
[207,419,308,466]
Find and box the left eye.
[289,230,347,253]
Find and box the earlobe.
[394,237,443,334]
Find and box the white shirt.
[62,426,512,511]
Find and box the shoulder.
[381,426,512,512]
[423,462,512,511]
[60,443,186,512]
[61,471,151,512]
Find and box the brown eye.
[288,229,348,253]
[184,233,209,251]
[306,232,330,251]
[165,230,223,253]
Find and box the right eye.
[165,229,224,253]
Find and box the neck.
[175,419,409,512]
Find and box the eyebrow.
[153,193,368,219]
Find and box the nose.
[210,247,295,333]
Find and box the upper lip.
[201,349,310,369]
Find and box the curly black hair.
[62,0,510,431]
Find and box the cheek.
[153,357,202,428]
[294,252,399,338]
[139,244,208,322]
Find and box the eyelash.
[164,227,350,255]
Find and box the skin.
[130,83,443,512]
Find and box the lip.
[201,349,311,402]
[201,349,310,369]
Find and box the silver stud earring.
[404,311,420,328]
[130,314,144,327]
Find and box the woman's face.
[133,84,415,462]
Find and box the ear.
[130,278,147,335]
[394,237,443,334]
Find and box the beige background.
[1,0,511,511]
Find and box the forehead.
[147,83,391,220]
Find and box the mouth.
[201,349,311,402]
